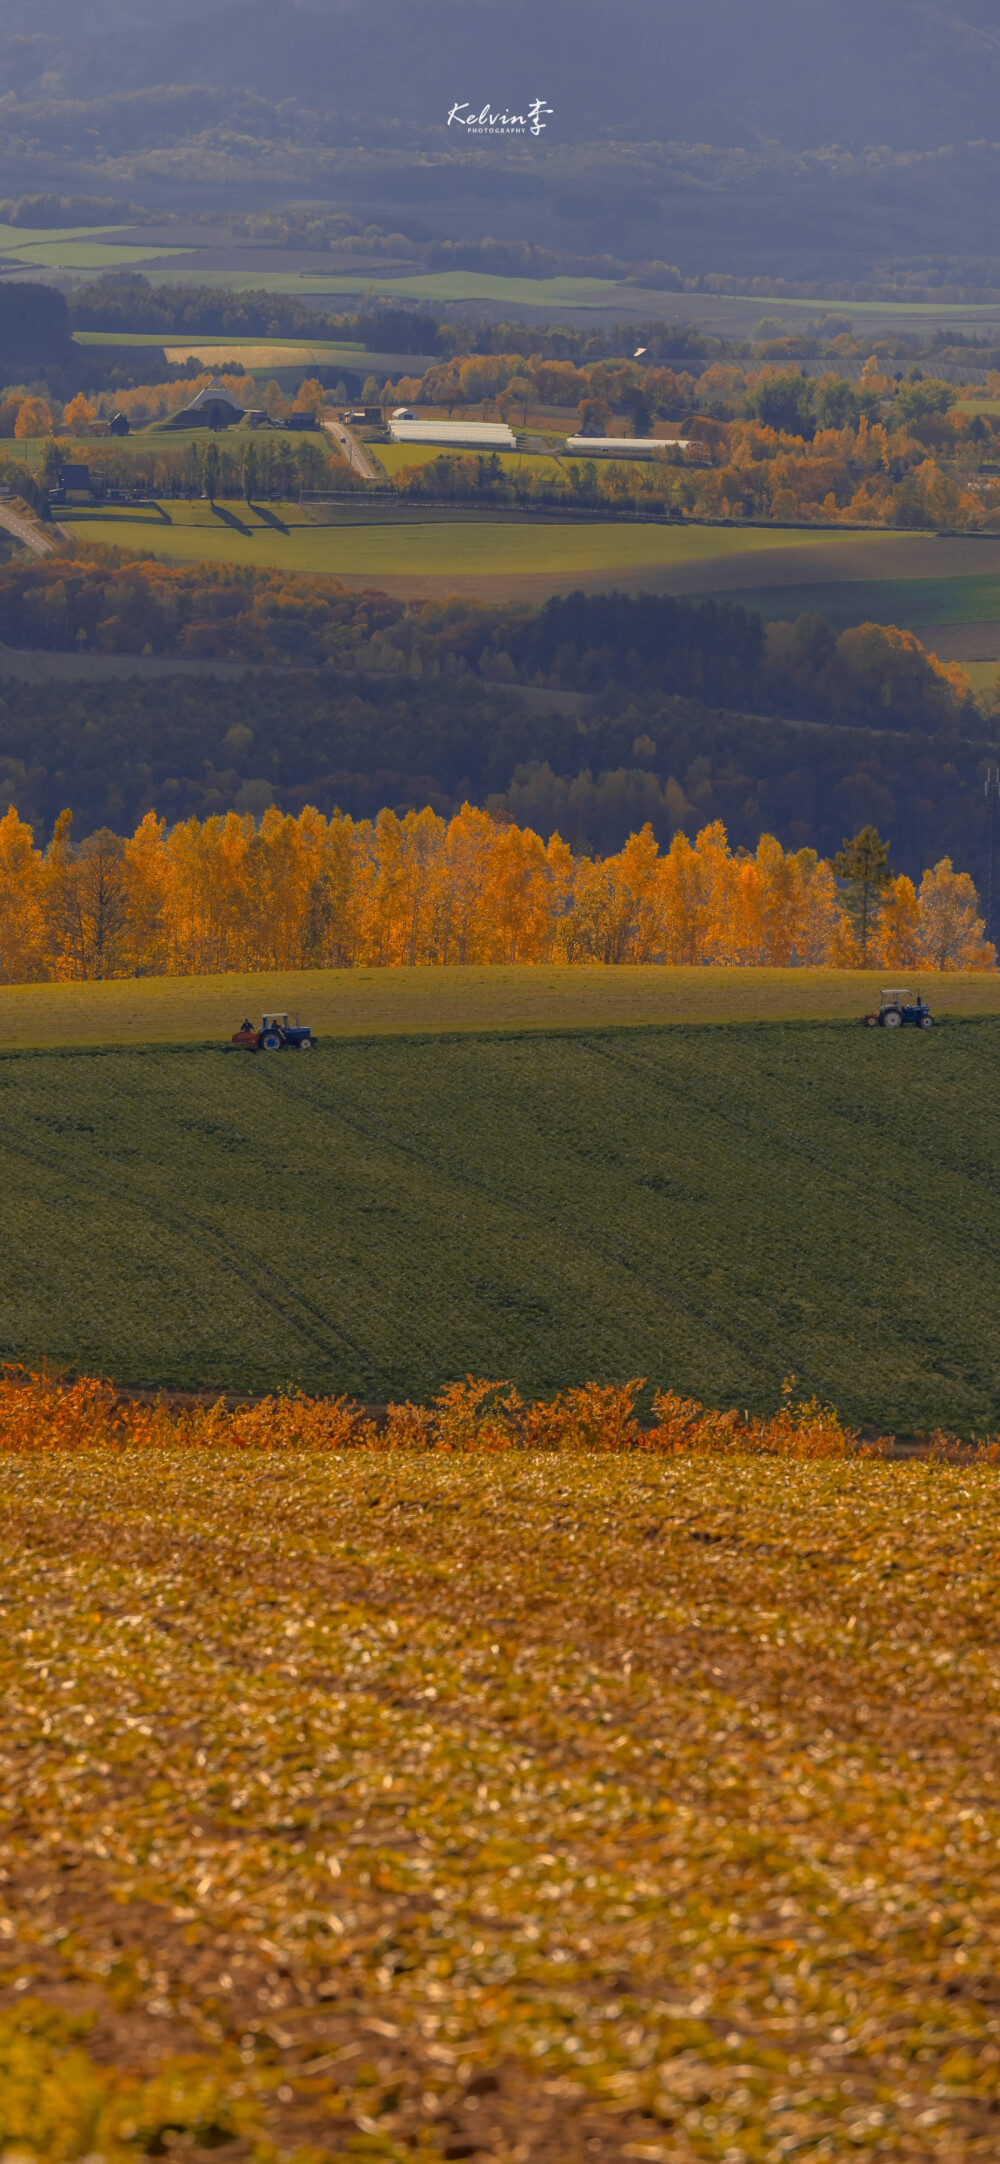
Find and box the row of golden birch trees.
[0,801,992,984]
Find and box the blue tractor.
[231,1012,314,1051]
[863,988,934,1030]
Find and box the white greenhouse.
[387,419,517,449]
[563,436,690,459]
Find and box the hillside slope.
[11,0,1000,150]
[4,1020,1000,1429]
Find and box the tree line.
[0,560,977,736]
[0,800,991,986]
[0,663,995,878]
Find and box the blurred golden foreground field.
[2,1376,1000,2162]
[2,964,1000,1049]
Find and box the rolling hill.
[9,0,1000,151]
[4,1015,1000,1430]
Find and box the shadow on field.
[211,503,253,536]
[249,502,290,534]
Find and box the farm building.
[564,435,691,459]
[57,463,93,502]
[165,378,246,430]
[388,419,517,449]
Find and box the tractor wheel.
[298,1038,313,1050]
[882,1010,902,1028]
[261,1032,281,1050]
[864,1014,878,1027]
[919,1014,934,1028]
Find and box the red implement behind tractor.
[231,1012,314,1051]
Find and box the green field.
[4,1013,1000,1428]
[726,570,1000,630]
[0,220,123,245]
[11,463,1000,613]
[71,330,436,374]
[72,330,364,352]
[131,266,630,306]
[48,499,884,579]
[27,240,1000,330]
[371,442,567,482]
[2,234,190,270]
[121,262,1000,327]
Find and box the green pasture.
[129,266,625,307]
[964,659,1000,699]
[729,571,1000,631]
[0,220,126,250]
[0,438,45,470]
[136,425,326,450]
[684,292,1000,325]
[371,442,566,482]
[73,331,363,353]
[49,500,875,579]
[4,1016,1000,1428]
[71,331,432,376]
[36,248,1000,331]
[117,263,1000,329]
[2,964,997,1052]
[4,238,191,270]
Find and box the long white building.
[388,419,517,449]
[563,436,690,458]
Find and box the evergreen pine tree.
[832,825,892,963]
[242,441,259,503]
[201,439,221,503]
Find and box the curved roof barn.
[171,378,246,429]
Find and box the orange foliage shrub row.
[0,1367,879,1458]
[0,802,992,981]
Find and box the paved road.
[0,501,59,556]
[322,416,382,482]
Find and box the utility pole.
[985,767,1000,949]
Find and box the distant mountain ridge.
[5,0,1000,151]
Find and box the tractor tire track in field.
[596,1027,1000,1266]
[0,1117,372,1377]
[274,1024,1000,1412]
[580,1029,1000,1397]
[3,1026,1000,1426]
[260,1048,829,1396]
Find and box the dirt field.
[4,1414,1000,2162]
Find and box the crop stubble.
[2,1423,1000,2161]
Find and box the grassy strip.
[1,1401,999,2162]
[1,964,998,1051]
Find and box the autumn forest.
[0,797,990,984]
